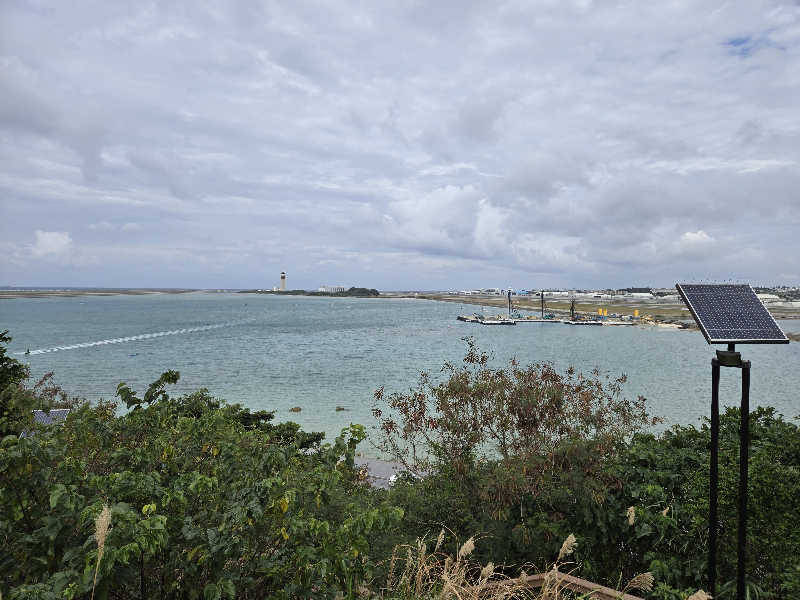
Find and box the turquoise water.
[2,292,799,442]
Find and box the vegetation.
[1,334,400,599]
[373,341,800,599]
[377,531,657,599]
[2,332,798,599]
[240,287,380,297]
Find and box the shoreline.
[5,287,799,324]
[0,288,200,299]
[411,293,800,325]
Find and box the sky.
[1,1,799,291]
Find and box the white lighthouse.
[280,271,286,291]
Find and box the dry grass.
[685,592,712,600]
[370,532,670,600]
[369,532,712,600]
[374,531,529,599]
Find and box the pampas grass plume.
[458,537,475,559]
[686,591,713,600]
[558,534,576,560]
[91,504,111,600]
[626,572,654,593]
[435,528,445,552]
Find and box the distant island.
[238,287,380,297]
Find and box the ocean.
[3,292,799,443]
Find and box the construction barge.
[458,315,633,326]
[457,314,516,325]
[457,291,637,327]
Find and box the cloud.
[0,1,799,288]
[679,230,714,246]
[88,221,114,231]
[674,230,716,259]
[31,230,73,258]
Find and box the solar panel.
[33,408,71,426]
[676,284,789,344]
[19,409,71,438]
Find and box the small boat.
[480,318,516,325]
[456,314,482,323]
[564,320,603,326]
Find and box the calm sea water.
[3,293,799,443]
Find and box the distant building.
[318,285,347,293]
[618,287,652,296]
[757,293,780,302]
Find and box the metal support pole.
[737,361,751,600]
[709,358,720,598]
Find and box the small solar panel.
[676,284,789,344]
[19,409,71,438]
[33,408,71,426]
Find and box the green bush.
[1,371,401,599]
[372,339,655,573]
[625,405,800,598]
[3,331,797,599]
[0,330,32,438]
[374,341,800,598]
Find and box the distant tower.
[280,271,286,291]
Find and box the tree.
[372,339,656,574]
[1,331,32,437]
[0,330,28,392]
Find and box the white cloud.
[88,221,114,231]
[0,1,799,287]
[672,230,717,261]
[30,230,73,258]
[680,230,714,246]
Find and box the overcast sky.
[1,1,798,290]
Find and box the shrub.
[624,406,800,597]
[372,339,655,576]
[373,340,800,598]
[1,372,401,599]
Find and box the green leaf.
[203,583,221,600]
[49,484,66,509]
[219,579,236,599]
